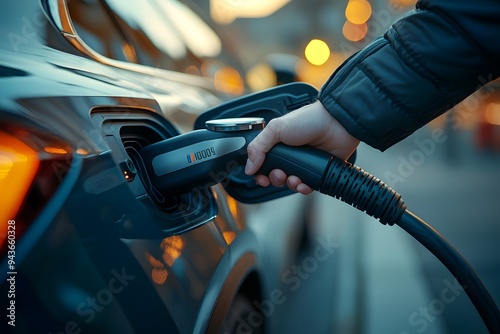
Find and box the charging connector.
[139,118,264,196]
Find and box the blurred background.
[194,0,416,90]
[185,0,500,333]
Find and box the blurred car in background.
[0,0,317,333]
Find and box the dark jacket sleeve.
[318,0,500,151]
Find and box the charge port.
[120,125,181,213]
[93,109,217,234]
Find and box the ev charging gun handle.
[256,144,332,191]
[140,115,406,225]
[259,144,406,226]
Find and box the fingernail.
[245,159,254,175]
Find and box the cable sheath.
[318,157,499,332]
[397,211,500,333]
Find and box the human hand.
[244,100,360,195]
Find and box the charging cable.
[259,144,500,333]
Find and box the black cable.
[317,156,500,333]
[397,211,500,333]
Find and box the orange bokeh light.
[214,66,245,96]
[343,21,368,42]
[345,0,372,24]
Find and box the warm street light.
[305,39,330,66]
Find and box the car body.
[0,0,316,333]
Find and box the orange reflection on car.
[0,132,39,247]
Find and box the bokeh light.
[210,0,291,25]
[388,0,417,10]
[214,66,245,95]
[485,102,500,125]
[345,0,372,24]
[342,21,368,42]
[296,53,345,89]
[304,39,331,66]
[246,63,277,92]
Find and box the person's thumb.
[245,119,283,175]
